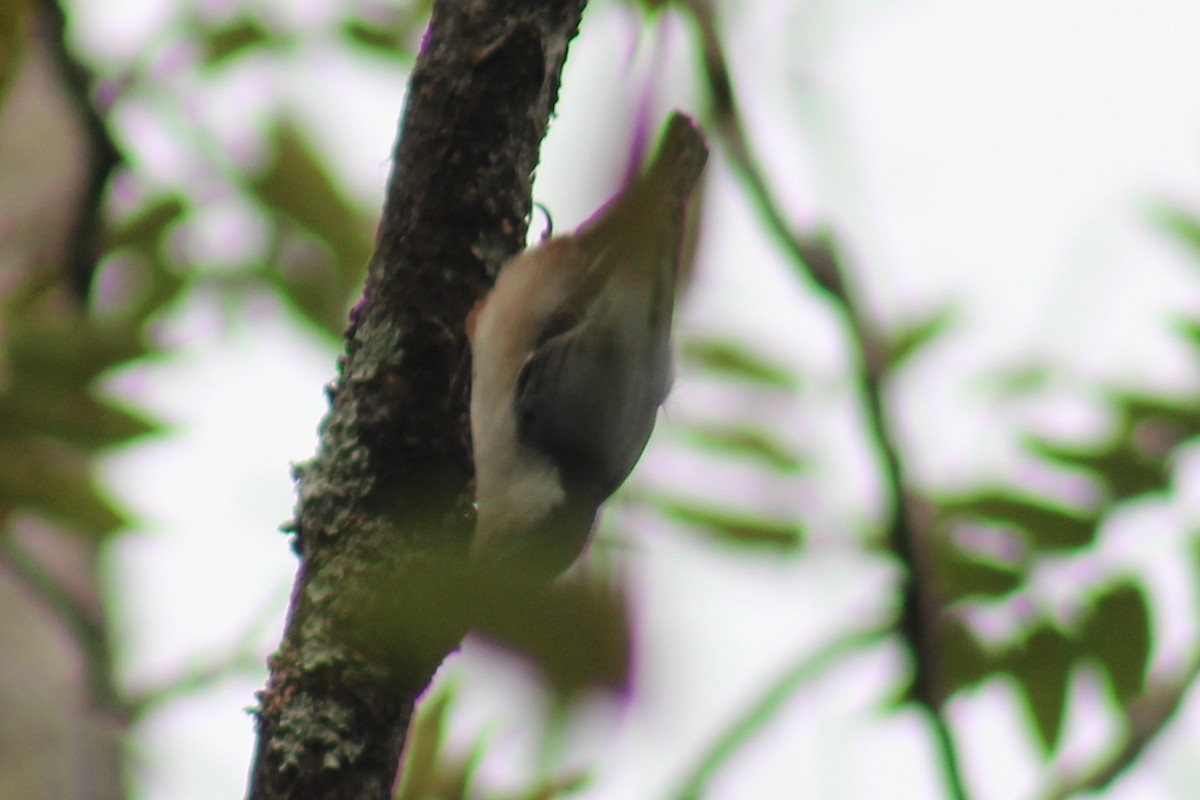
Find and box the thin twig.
[2,535,289,721]
[124,583,290,718]
[668,628,889,800]
[677,2,969,799]
[0,534,120,711]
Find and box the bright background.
[67,0,1200,797]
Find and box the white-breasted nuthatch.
[467,112,708,577]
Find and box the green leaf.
[1171,317,1200,359]
[631,0,672,12]
[677,425,803,473]
[252,121,372,334]
[107,196,186,251]
[1120,391,1200,446]
[473,577,631,698]
[1081,582,1150,704]
[653,496,800,549]
[203,18,274,66]
[682,340,796,390]
[510,772,591,800]
[933,537,1024,602]
[1027,436,1165,503]
[1152,201,1200,260]
[341,20,404,58]
[347,556,630,698]
[0,0,30,103]
[0,444,127,536]
[0,389,160,450]
[885,309,953,369]
[395,682,455,800]
[253,123,367,247]
[340,4,428,60]
[270,229,353,336]
[939,491,1098,552]
[983,365,1055,398]
[102,198,191,322]
[1006,624,1075,753]
[939,617,995,693]
[5,319,151,387]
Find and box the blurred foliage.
[658,149,1200,798]
[926,362,1198,754]
[192,3,431,68]
[0,0,406,548]
[347,553,632,700]
[251,120,374,336]
[397,681,591,800]
[0,2,410,795]
[0,0,166,541]
[0,0,32,99]
[910,204,1200,760]
[12,1,1200,798]
[395,685,479,800]
[91,1,411,340]
[682,339,797,389]
[88,0,635,713]
[653,494,801,548]
[627,338,805,549]
[883,308,955,372]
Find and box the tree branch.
[0,533,117,712]
[246,3,587,798]
[677,2,969,798]
[669,627,889,800]
[125,585,287,719]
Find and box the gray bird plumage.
[468,112,708,577]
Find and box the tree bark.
[246,2,588,798]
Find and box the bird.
[466,111,708,578]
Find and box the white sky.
[86,0,1200,798]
